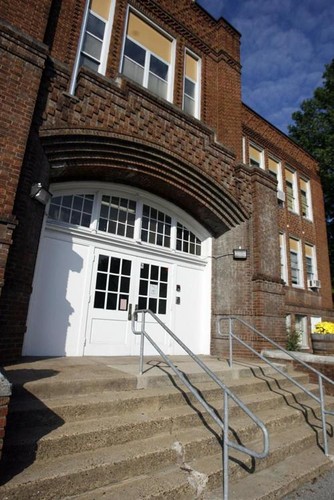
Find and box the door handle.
[128,303,132,321]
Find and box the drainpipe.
[69,0,91,95]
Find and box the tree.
[288,59,334,289]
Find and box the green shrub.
[286,329,301,351]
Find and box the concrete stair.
[1,356,334,499]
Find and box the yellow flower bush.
[314,322,334,335]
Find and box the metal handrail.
[132,309,269,500]
[218,315,334,457]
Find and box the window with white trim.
[79,0,114,74]
[268,157,284,203]
[289,237,303,287]
[98,195,136,238]
[121,11,173,101]
[300,178,312,220]
[279,233,288,283]
[295,314,309,348]
[183,50,200,118]
[141,205,171,248]
[249,144,264,169]
[48,190,203,257]
[285,168,299,213]
[48,194,94,227]
[305,243,317,282]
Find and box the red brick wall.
[242,105,333,319]
[0,0,52,42]
[0,0,332,363]
[0,396,10,460]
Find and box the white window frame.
[182,49,201,119]
[120,7,175,103]
[300,177,313,221]
[46,182,212,259]
[80,0,116,75]
[310,316,322,334]
[295,314,309,348]
[285,167,299,214]
[249,143,264,169]
[279,232,288,284]
[289,237,303,288]
[305,243,318,284]
[268,156,283,190]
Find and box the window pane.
[185,78,195,98]
[87,12,105,39]
[122,58,145,85]
[148,73,167,99]
[184,95,195,116]
[124,38,146,66]
[82,33,102,60]
[149,55,168,80]
[80,54,99,72]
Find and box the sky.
[197,0,334,134]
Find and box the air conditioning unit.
[277,190,285,202]
[308,279,321,289]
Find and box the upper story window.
[289,237,303,287]
[285,168,299,213]
[249,144,264,169]
[305,243,317,282]
[268,157,284,204]
[279,232,288,284]
[80,0,114,74]
[121,11,173,101]
[300,178,312,220]
[183,51,201,118]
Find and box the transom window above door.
[121,11,173,101]
[47,190,203,257]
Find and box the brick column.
[250,167,286,347]
[0,372,11,461]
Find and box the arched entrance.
[23,182,212,356]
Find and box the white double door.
[24,230,210,357]
[85,247,173,356]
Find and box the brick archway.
[42,132,250,236]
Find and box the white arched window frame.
[46,182,211,259]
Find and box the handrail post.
[319,374,328,456]
[139,312,146,376]
[223,391,229,500]
[229,317,233,368]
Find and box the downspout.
[68,0,91,95]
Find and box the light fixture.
[233,248,247,260]
[30,183,52,206]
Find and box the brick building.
[0,0,332,363]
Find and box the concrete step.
[2,414,329,500]
[5,358,287,399]
[1,388,334,498]
[3,381,325,464]
[7,370,310,431]
[1,356,333,500]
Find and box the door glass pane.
[93,255,132,311]
[138,264,168,314]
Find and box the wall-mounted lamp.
[233,248,247,260]
[30,183,52,206]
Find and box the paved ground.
[283,467,334,499]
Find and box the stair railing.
[218,316,334,457]
[132,309,269,500]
